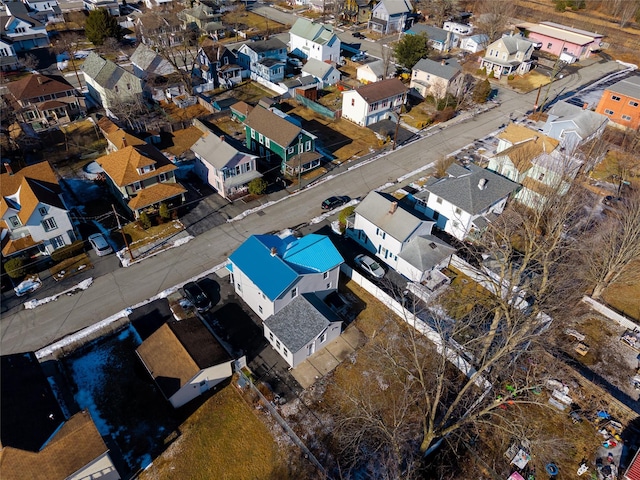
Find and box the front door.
[307,342,315,357]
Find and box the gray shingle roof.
[355,191,431,242]
[398,235,456,271]
[302,58,336,80]
[264,293,341,352]
[191,131,255,169]
[244,106,302,148]
[245,38,287,54]
[422,164,520,215]
[379,0,412,15]
[412,58,461,80]
[606,75,640,99]
[543,100,608,140]
[82,52,137,89]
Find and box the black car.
[322,196,351,210]
[183,282,212,312]
[352,31,364,39]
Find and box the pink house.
[516,21,603,62]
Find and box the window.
[291,287,298,298]
[39,206,47,216]
[433,211,440,221]
[283,348,288,356]
[276,340,281,349]
[224,57,229,65]
[251,129,255,139]
[305,140,311,151]
[537,172,545,181]
[158,172,167,182]
[436,197,442,204]
[258,133,264,144]
[237,283,242,292]
[604,109,614,115]
[138,165,155,174]
[622,114,632,121]
[269,332,274,341]
[326,282,331,289]
[351,98,355,106]
[132,181,142,192]
[259,305,263,313]
[50,235,65,249]
[288,146,295,154]
[8,215,21,228]
[114,85,119,93]
[42,217,57,231]
[611,95,621,101]
[265,138,270,148]
[320,330,327,343]
[323,271,329,279]
[630,101,639,107]
[455,207,461,215]
[126,83,131,90]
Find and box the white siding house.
[289,18,341,63]
[341,78,407,127]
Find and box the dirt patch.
[506,70,552,93]
[50,253,93,282]
[602,266,640,321]
[159,101,209,122]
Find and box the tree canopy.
[393,33,429,70]
[85,9,122,46]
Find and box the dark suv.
[183,282,212,312]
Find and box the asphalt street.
[0,59,626,355]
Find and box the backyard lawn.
[602,262,640,321]
[507,70,551,93]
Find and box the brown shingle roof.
[230,101,253,116]
[96,117,146,150]
[97,144,178,187]
[244,107,301,148]
[1,233,41,256]
[0,411,111,480]
[355,78,407,104]
[127,182,186,210]
[5,74,75,101]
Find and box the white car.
[287,57,303,68]
[88,233,113,256]
[354,254,385,278]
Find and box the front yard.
[506,70,552,93]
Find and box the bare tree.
[429,0,459,27]
[20,53,39,71]
[472,0,516,44]
[52,32,84,89]
[579,189,640,300]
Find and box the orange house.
[595,75,640,130]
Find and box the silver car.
[355,254,385,278]
[88,233,113,256]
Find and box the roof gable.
[97,144,177,186]
[412,58,461,80]
[354,77,407,103]
[356,191,430,242]
[377,0,412,15]
[191,131,255,169]
[290,18,336,45]
[6,74,74,100]
[244,107,302,147]
[398,234,456,271]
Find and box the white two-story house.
[289,18,341,63]
[414,164,519,241]
[368,0,413,35]
[341,78,407,127]
[0,2,50,52]
[1,162,76,258]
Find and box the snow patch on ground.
[24,278,93,309]
[117,234,193,267]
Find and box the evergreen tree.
[85,9,122,46]
[393,33,429,70]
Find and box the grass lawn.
[507,70,551,93]
[139,384,292,480]
[602,264,640,321]
[122,220,185,251]
[160,101,209,122]
[228,81,280,103]
[50,253,93,281]
[404,103,435,129]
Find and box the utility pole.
[112,204,133,261]
[297,133,303,191]
[392,103,402,150]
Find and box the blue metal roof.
[228,234,343,301]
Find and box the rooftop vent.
[429,242,437,249]
[270,247,277,257]
[389,201,398,214]
[478,178,488,190]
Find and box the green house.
[244,106,321,175]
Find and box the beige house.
[480,35,536,79]
[82,52,143,111]
[136,316,233,408]
[410,58,463,99]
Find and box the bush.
[507,74,515,81]
[159,202,171,221]
[51,240,85,263]
[339,206,355,225]
[472,79,492,103]
[4,257,26,279]
[488,70,495,79]
[434,107,456,124]
[139,211,152,229]
[248,177,267,196]
[477,67,486,75]
[555,0,566,11]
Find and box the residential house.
[130,43,176,80]
[280,75,319,98]
[230,100,253,122]
[341,77,407,127]
[406,24,455,52]
[82,52,143,111]
[289,18,341,63]
[227,231,343,323]
[143,0,174,10]
[264,293,342,368]
[541,100,608,153]
[480,35,536,78]
[342,0,374,24]
[309,0,337,13]
[516,21,603,62]
[459,33,489,53]
[301,58,340,87]
[595,75,640,131]
[356,59,387,84]
[136,316,233,408]
[489,123,582,209]
[177,2,223,37]
[0,1,49,52]
[96,116,146,152]
[410,58,463,99]
[0,353,120,480]
[22,0,64,24]
[194,44,244,90]
[135,15,184,48]
[1,162,76,258]
[96,143,186,218]
[0,37,19,71]
[4,73,85,129]
[191,127,262,200]
[414,163,519,240]
[237,38,287,83]
[349,191,455,285]
[442,21,472,35]
[368,0,413,34]
[244,106,321,175]
[82,0,119,15]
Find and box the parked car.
[183,281,212,312]
[352,31,365,39]
[88,233,113,257]
[354,254,385,278]
[287,57,303,68]
[351,52,367,62]
[322,195,350,210]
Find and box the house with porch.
[595,75,640,131]
[4,73,85,130]
[96,144,186,218]
[349,191,456,286]
[414,163,519,241]
[191,127,262,200]
[289,18,341,63]
[480,35,536,79]
[243,106,321,175]
[342,0,374,24]
[82,52,143,112]
[136,316,233,409]
[0,1,50,52]
[1,162,76,258]
[237,38,287,83]
[368,0,413,35]
[228,233,344,367]
[410,58,463,99]
[0,353,120,480]
[194,44,244,90]
[341,78,407,127]
[516,21,603,62]
[541,100,608,153]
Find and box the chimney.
[220,135,225,143]
[37,76,43,84]
[122,136,127,147]
[582,102,588,110]
[441,59,446,65]
[270,247,277,257]
[533,135,539,143]
[478,178,488,190]
[4,162,13,175]
[389,201,398,214]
